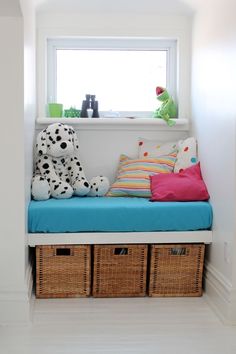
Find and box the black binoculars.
[80,94,99,118]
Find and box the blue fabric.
[28,197,212,233]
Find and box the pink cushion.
[150,162,210,201]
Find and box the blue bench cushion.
[28,196,212,233]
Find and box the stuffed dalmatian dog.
[31,123,110,200]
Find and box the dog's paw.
[31,176,50,200]
[72,178,90,196]
[88,176,110,197]
[50,180,73,199]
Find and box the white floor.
[1,296,236,354]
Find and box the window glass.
[57,49,167,112]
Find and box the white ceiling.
[34,0,194,15]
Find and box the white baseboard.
[204,261,236,324]
[0,262,34,325]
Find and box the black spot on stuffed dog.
[31,123,109,200]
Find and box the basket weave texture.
[149,244,205,297]
[36,245,91,298]
[93,244,148,297]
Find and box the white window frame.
[47,37,177,118]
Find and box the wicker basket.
[93,244,148,297]
[149,244,205,297]
[36,245,91,298]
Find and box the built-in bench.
[29,119,213,298]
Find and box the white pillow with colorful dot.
[174,137,198,173]
[138,137,178,158]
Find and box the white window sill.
[36,117,189,131]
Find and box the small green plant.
[64,107,81,118]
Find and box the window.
[47,37,177,118]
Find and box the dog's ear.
[70,127,79,152]
[35,129,47,155]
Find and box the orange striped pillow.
[107,152,177,197]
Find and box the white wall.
[0,0,21,16]
[20,0,36,284]
[0,0,36,324]
[36,13,192,121]
[191,0,236,323]
[36,119,189,182]
[0,15,27,323]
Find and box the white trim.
[47,37,176,50]
[28,230,212,247]
[204,261,236,324]
[47,39,57,103]
[36,117,189,131]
